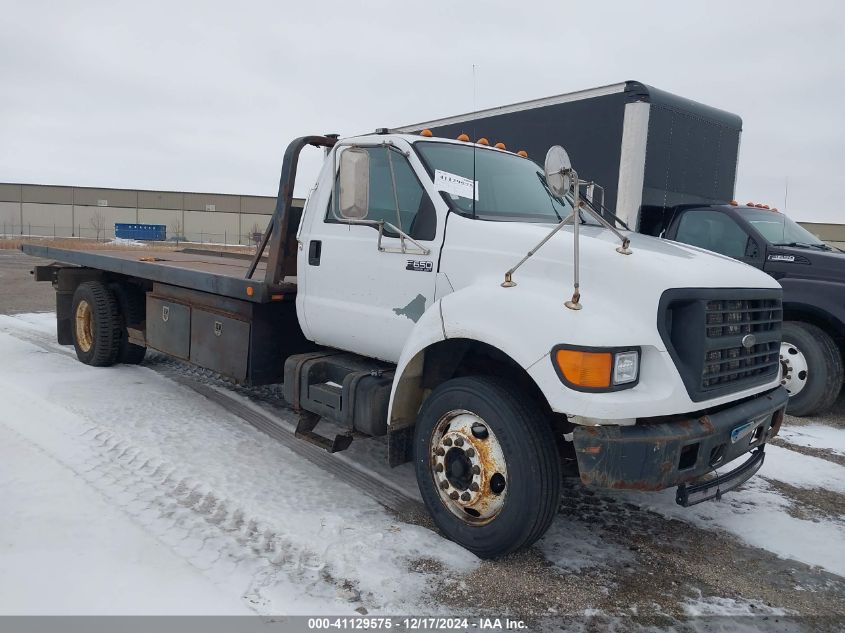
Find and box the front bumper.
[572,386,788,502]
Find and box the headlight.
[552,346,640,392]
[613,351,639,385]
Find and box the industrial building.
[0,182,304,245]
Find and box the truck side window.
[326,147,436,241]
[675,210,750,259]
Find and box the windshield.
[743,210,827,247]
[414,141,580,223]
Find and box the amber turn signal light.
[555,349,612,389]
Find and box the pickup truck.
[663,202,844,416]
[24,131,788,558]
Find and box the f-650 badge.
[406,259,434,272]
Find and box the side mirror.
[544,145,573,198]
[338,148,370,220]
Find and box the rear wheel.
[781,321,843,416]
[71,281,122,366]
[414,376,560,558]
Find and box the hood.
[442,214,781,294]
[438,215,781,351]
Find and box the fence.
[0,223,264,246]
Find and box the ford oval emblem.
[742,334,756,349]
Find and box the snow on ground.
[0,425,250,615]
[538,518,636,573]
[611,447,845,577]
[778,424,845,457]
[0,320,477,615]
[762,442,845,494]
[682,591,792,617]
[108,237,147,247]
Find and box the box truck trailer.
[394,80,742,236]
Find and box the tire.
[110,283,147,364]
[413,376,561,559]
[71,281,122,367]
[781,321,843,417]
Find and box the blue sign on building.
[114,223,167,241]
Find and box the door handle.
[308,240,322,266]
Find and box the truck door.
[667,208,764,268]
[299,143,441,363]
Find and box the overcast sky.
[1,0,842,223]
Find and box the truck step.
[294,411,353,453]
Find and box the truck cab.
[664,203,845,416]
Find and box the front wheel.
[413,376,561,559]
[781,321,843,417]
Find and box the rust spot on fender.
[699,416,715,433]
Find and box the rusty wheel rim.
[75,299,94,352]
[430,409,508,525]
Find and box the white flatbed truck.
[25,131,788,558]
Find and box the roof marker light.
[494,142,506,150]
[517,150,528,158]
[729,200,738,206]
[420,129,433,137]
[457,133,470,142]
[477,137,490,146]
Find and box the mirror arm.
[385,146,406,251]
[578,202,632,255]
[501,212,576,287]
[335,217,430,255]
[377,220,431,255]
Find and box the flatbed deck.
[20,244,297,303]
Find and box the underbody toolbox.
[145,283,312,385]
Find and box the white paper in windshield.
[434,169,479,201]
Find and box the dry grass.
[0,236,255,255]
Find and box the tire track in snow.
[0,321,424,519]
[0,406,354,614]
[0,324,450,613]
